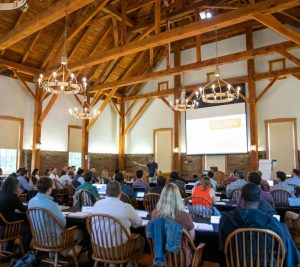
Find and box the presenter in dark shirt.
[134,157,158,183]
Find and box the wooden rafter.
[21,31,42,64]
[38,94,58,124]
[121,0,127,45]
[160,97,173,110]
[124,99,152,135]
[103,6,134,27]
[73,94,82,105]
[0,0,99,51]
[112,17,119,47]
[256,77,278,102]
[110,100,121,118]
[12,70,35,99]
[89,41,298,92]
[278,50,300,66]
[280,11,300,24]
[125,100,137,116]
[0,58,39,76]
[66,0,300,72]
[253,13,300,45]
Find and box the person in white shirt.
[59,170,73,187]
[49,168,62,189]
[207,171,217,191]
[92,181,144,265]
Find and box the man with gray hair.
[226,170,247,198]
[92,181,144,266]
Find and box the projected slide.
[186,103,248,154]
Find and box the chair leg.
[54,253,58,267]
[72,247,79,267]
[93,261,98,267]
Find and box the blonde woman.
[151,183,195,240]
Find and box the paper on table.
[82,206,94,213]
[67,212,90,218]
[142,220,149,226]
[210,216,221,224]
[193,223,214,231]
[136,210,148,218]
[215,201,226,205]
[59,205,70,211]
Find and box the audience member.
[17,168,33,193]
[223,170,238,186]
[0,176,31,252]
[150,176,166,194]
[169,171,185,192]
[92,181,144,264]
[60,166,69,177]
[287,169,300,187]
[133,170,150,191]
[219,183,300,266]
[89,167,98,183]
[59,170,73,187]
[207,171,217,191]
[115,172,135,199]
[134,157,158,183]
[112,169,120,180]
[226,170,247,198]
[75,171,100,200]
[44,168,50,176]
[271,171,294,195]
[49,168,62,189]
[31,168,40,185]
[100,170,110,184]
[192,176,216,204]
[74,168,85,186]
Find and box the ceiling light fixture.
[0,0,28,12]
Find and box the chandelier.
[170,74,197,112]
[37,10,87,95]
[69,98,100,120]
[0,0,28,11]
[194,31,240,104]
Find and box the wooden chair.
[143,193,160,213]
[148,229,205,267]
[0,213,24,259]
[185,196,214,219]
[120,192,137,208]
[27,208,79,267]
[175,180,186,192]
[79,190,95,207]
[19,193,28,202]
[230,188,242,201]
[86,214,140,267]
[224,228,285,267]
[285,212,300,247]
[270,189,292,204]
[65,180,75,206]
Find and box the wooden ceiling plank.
[124,99,152,135]
[256,77,278,102]
[0,0,101,51]
[68,0,300,72]
[89,40,298,92]
[127,0,153,13]
[155,0,161,34]
[279,50,300,66]
[87,87,119,131]
[253,13,300,45]
[121,0,127,45]
[21,31,42,64]
[38,94,59,124]
[112,17,119,47]
[12,70,36,99]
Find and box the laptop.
[93,184,107,195]
[288,197,300,207]
[133,188,146,198]
[185,184,195,194]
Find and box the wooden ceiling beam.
[125,100,137,116]
[112,17,119,47]
[68,0,300,72]
[73,94,82,105]
[256,77,278,102]
[0,58,40,76]
[38,94,58,124]
[110,100,121,118]
[278,50,300,66]
[0,0,100,51]
[280,11,300,24]
[89,40,298,92]
[253,13,300,45]
[21,31,42,64]
[102,6,134,27]
[12,70,36,99]
[160,97,173,110]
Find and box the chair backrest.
[185,196,214,218]
[19,193,28,202]
[27,208,64,249]
[148,229,204,267]
[0,213,23,243]
[271,190,292,204]
[175,180,185,191]
[224,228,285,267]
[230,188,242,201]
[65,180,75,196]
[86,214,132,261]
[79,190,95,207]
[120,192,135,207]
[143,193,160,213]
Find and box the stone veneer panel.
[124,154,153,174]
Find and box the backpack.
[10,251,39,267]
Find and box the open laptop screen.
[93,184,107,195]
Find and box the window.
[0,148,17,174]
[68,152,82,170]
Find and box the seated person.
[75,171,100,201]
[49,168,62,189]
[223,170,238,186]
[271,171,294,195]
[112,168,120,180]
[207,171,217,191]
[114,172,135,199]
[150,176,166,194]
[150,183,195,266]
[226,170,247,199]
[219,183,300,266]
[287,169,300,187]
[169,171,185,192]
[59,170,73,187]
[17,168,33,193]
[133,170,150,191]
[92,181,144,265]
[0,176,31,252]
[73,168,85,188]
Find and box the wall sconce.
[173,147,179,153]
[250,145,257,151]
[36,143,41,150]
[84,154,88,160]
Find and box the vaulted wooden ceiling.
[0,0,300,97]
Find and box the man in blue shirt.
[134,157,158,183]
[17,168,33,193]
[75,171,100,200]
[115,172,135,198]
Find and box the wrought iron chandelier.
[194,31,240,104]
[0,0,28,11]
[170,74,197,112]
[68,98,100,120]
[38,9,87,95]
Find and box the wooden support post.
[119,98,125,170]
[31,86,43,170]
[246,28,258,171]
[121,0,127,45]
[173,47,181,172]
[82,94,90,170]
[166,19,171,69]
[196,35,201,63]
